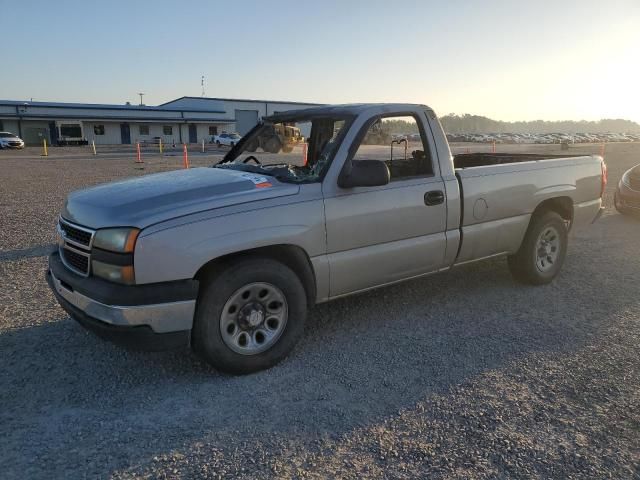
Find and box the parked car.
[0,131,25,149]
[614,163,640,216]
[47,103,606,374]
[214,133,242,147]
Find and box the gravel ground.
[0,143,639,479]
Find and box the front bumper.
[47,252,198,350]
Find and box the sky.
[2,0,639,122]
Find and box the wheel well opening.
[533,197,574,224]
[194,245,317,307]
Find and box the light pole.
[138,93,145,106]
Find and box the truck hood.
[62,167,299,229]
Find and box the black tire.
[192,258,307,374]
[264,137,282,154]
[507,210,568,285]
[614,191,628,215]
[216,141,221,147]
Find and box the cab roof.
[265,103,432,122]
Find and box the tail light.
[600,160,608,198]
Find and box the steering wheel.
[242,156,261,165]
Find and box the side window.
[352,115,433,180]
[139,125,150,135]
[94,125,105,135]
[208,126,217,136]
[163,126,172,135]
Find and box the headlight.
[91,260,135,285]
[93,228,139,253]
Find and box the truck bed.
[452,153,603,265]
[453,152,583,169]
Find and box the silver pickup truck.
[47,103,606,373]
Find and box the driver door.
[323,113,448,297]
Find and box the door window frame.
[344,111,436,183]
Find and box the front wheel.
[193,258,307,374]
[508,211,568,285]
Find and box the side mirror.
[338,159,390,188]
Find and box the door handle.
[424,190,445,206]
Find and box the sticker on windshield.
[240,173,272,188]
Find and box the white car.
[214,133,242,147]
[0,131,25,149]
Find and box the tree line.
[439,114,640,134]
[382,115,640,134]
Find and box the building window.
[94,125,105,135]
[139,125,150,135]
[163,126,173,135]
[60,124,82,138]
[0,120,3,130]
[209,126,218,136]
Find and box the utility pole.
[138,92,145,106]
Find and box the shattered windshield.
[214,116,351,183]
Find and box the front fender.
[134,200,326,285]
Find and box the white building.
[0,96,322,146]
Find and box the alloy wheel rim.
[535,226,560,273]
[219,282,288,355]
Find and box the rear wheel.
[193,258,307,374]
[508,211,568,285]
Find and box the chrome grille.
[58,218,95,277]
[61,247,90,274]
[59,218,94,248]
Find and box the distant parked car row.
[0,132,25,149]
[446,132,640,144]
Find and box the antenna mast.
[201,76,206,97]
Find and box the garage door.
[24,127,50,146]
[235,110,259,135]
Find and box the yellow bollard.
[159,138,163,155]
[41,138,48,157]
[92,140,97,155]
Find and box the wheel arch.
[194,244,317,307]
[532,196,574,226]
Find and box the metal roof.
[160,96,324,107]
[0,99,225,114]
